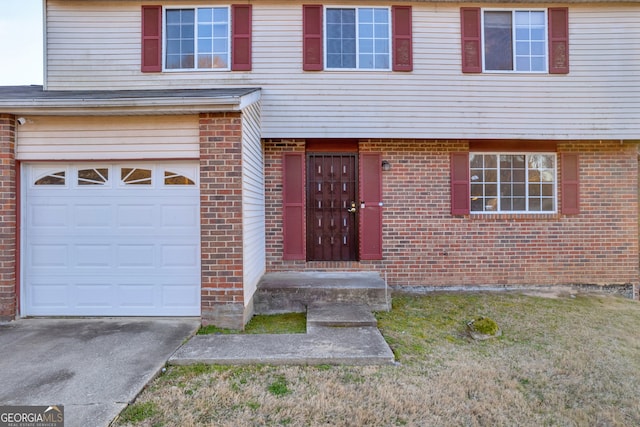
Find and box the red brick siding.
[0,115,16,319]
[265,139,639,288]
[200,113,245,325]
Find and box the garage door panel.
[75,244,113,267]
[23,162,201,317]
[161,204,200,228]
[30,204,69,229]
[30,244,68,267]
[75,204,113,228]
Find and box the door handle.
[347,202,357,213]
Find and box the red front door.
[306,154,358,261]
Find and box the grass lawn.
[115,292,640,426]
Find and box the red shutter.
[359,153,383,260]
[283,153,306,260]
[303,5,323,71]
[561,153,580,214]
[141,6,162,72]
[392,6,412,72]
[548,7,569,74]
[232,4,252,71]
[451,152,470,215]
[460,8,482,73]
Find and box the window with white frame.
[325,7,390,70]
[483,9,547,72]
[470,153,556,213]
[165,7,230,70]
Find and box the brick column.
[199,112,246,328]
[0,114,16,321]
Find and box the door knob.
[347,202,357,213]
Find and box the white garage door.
[23,163,201,316]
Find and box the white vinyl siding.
[44,2,640,140]
[241,101,265,305]
[16,115,199,160]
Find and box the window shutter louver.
[303,5,323,71]
[451,152,470,215]
[283,153,306,260]
[141,5,162,72]
[232,4,252,71]
[359,153,383,260]
[460,8,482,73]
[392,6,413,71]
[548,7,569,74]
[561,153,580,214]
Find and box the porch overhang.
[0,86,261,116]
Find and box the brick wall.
[0,115,16,320]
[200,113,246,328]
[264,139,639,289]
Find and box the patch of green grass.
[267,375,291,396]
[118,401,158,424]
[245,312,307,334]
[197,325,241,335]
[197,312,307,335]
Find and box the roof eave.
[0,91,261,116]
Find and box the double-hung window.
[141,5,252,73]
[325,7,391,70]
[165,7,230,70]
[470,153,556,213]
[460,7,568,74]
[483,10,546,72]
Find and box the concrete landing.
[169,303,395,366]
[254,271,391,314]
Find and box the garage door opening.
[22,162,201,316]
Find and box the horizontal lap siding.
[241,101,265,305]
[45,2,640,139]
[17,115,199,160]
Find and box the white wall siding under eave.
[241,101,265,306]
[16,115,200,160]
[44,1,640,140]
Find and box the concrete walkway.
[170,304,395,366]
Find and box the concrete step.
[169,326,395,366]
[306,303,377,330]
[254,271,390,315]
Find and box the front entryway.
[22,162,201,316]
[306,154,358,261]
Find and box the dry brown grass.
[114,292,640,427]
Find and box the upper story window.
[303,5,413,72]
[483,10,546,73]
[461,7,569,74]
[165,7,230,70]
[325,7,390,70]
[141,5,252,73]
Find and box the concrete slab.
[0,318,199,427]
[170,326,395,366]
[254,271,391,314]
[307,303,377,328]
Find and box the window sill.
[469,212,561,221]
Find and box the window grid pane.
[470,153,556,213]
[514,11,546,72]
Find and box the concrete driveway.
[0,318,199,427]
